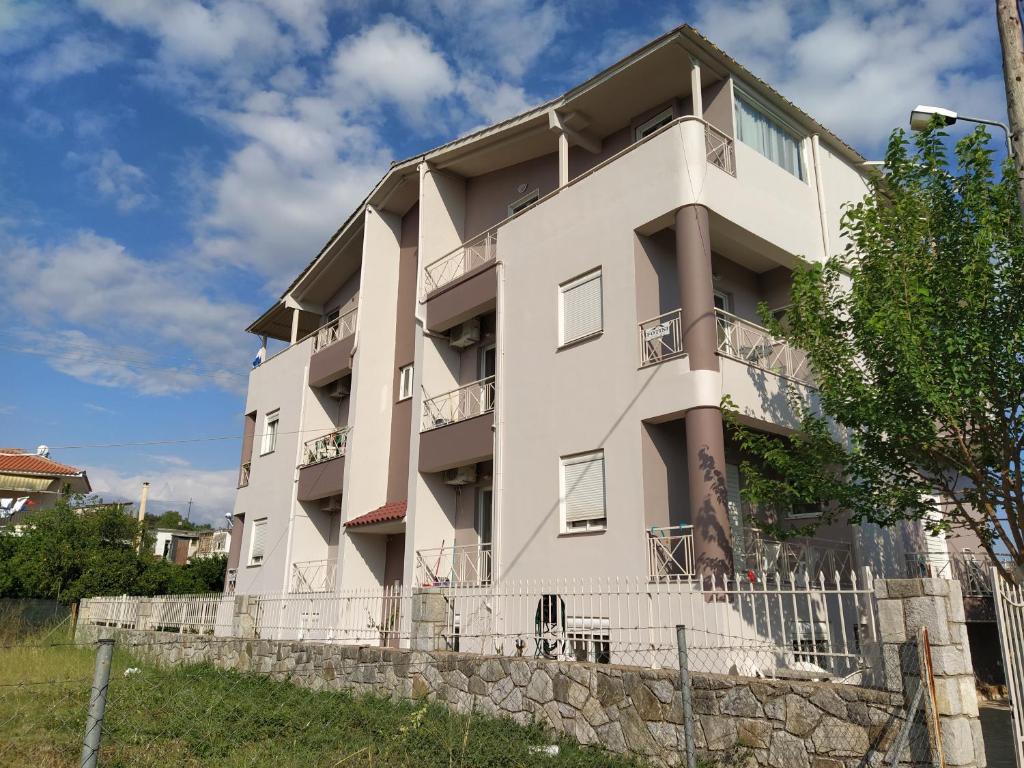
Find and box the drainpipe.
[810,135,832,259]
[492,258,506,582]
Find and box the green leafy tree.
[145,509,211,531]
[725,124,1024,581]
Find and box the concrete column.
[873,578,986,767]
[557,130,569,187]
[675,205,718,372]
[290,307,301,344]
[410,589,450,651]
[690,58,703,118]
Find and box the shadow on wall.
[695,444,734,580]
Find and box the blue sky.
[0,0,1007,524]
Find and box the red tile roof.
[345,500,407,528]
[0,452,85,476]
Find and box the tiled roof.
[345,500,407,528]
[0,453,85,477]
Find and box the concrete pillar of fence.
[135,598,153,631]
[874,577,985,767]
[232,595,259,638]
[410,589,449,651]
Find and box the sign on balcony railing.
[647,525,695,582]
[312,305,358,353]
[237,461,251,488]
[715,309,814,386]
[705,123,736,176]
[421,376,495,431]
[415,543,493,587]
[638,309,685,367]
[301,427,351,467]
[291,559,336,593]
[423,230,498,295]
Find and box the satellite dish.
[36,445,50,458]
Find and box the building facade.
[226,26,967,605]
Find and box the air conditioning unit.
[449,319,481,349]
[327,378,350,399]
[443,465,477,486]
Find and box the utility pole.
[186,497,193,522]
[996,0,1024,214]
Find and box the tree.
[725,123,1024,581]
[145,509,211,531]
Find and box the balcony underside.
[424,262,496,334]
[309,335,355,387]
[419,412,494,473]
[297,456,346,501]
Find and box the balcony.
[237,461,250,488]
[297,427,350,501]
[291,559,337,593]
[308,305,357,388]
[648,525,695,582]
[742,530,853,577]
[704,122,735,176]
[422,231,498,333]
[715,309,814,386]
[638,309,685,367]
[904,551,1009,598]
[415,543,492,587]
[418,377,495,473]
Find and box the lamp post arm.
[958,115,1014,158]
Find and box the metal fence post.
[80,637,114,768]
[675,625,696,768]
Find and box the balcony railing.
[904,551,1009,597]
[311,305,358,353]
[638,309,685,367]
[225,568,237,595]
[238,461,250,488]
[742,529,853,576]
[421,376,495,431]
[648,525,695,582]
[716,309,814,386]
[423,230,497,295]
[415,543,492,587]
[291,559,336,593]
[300,427,351,467]
[705,123,736,176]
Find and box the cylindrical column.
[80,637,114,768]
[676,204,733,580]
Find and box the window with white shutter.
[559,269,603,346]
[249,518,267,565]
[560,450,607,532]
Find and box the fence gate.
[993,567,1024,767]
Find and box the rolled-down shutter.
[250,519,267,562]
[563,452,606,524]
[561,271,602,344]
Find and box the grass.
[0,624,649,767]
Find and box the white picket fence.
[81,569,876,680]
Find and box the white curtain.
[735,96,804,180]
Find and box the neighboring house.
[194,529,231,559]
[0,448,91,526]
[226,23,987,625]
[152,528,199,565]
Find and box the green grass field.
[0,620,648,767]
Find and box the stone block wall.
[76,624,913,768]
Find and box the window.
[508,189,539,216]
[249,518,267,566]
[567,618,611,664]
[398,365,414,401]
[734,93,805,179]
[559,268,603,346]
[560,450,607,532]
[260,410,279,455]
[635,108,673,141]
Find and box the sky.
[0,0,1008,526]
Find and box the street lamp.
[909,105,1014,157]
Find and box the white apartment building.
[226,25,951,603]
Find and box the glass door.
[475,487,493,584]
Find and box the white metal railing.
[311,305,358,354]
[647,525,696,582]
[81,594,233,635]
[300,427,351,467]
[415,543,492,587]
[716,308,814,386]
[252,585,408,644]
[291,559,336,593]
[225,568,237,595]
[638,309,685,367]
[705,123,736,175]
[238,461,250,488]
[905,551,1011,597]
[421,376,495,431]
[742,530,854,577]
[423,230,498,295]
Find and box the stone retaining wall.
[76,624,913,767]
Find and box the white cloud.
[1,231,253,394]
[19,31,120,85]
[67,149,155,212]
[23,106,62,137]
[330,17,455,118]
[89,460,237,526]
[695,0,1004,149]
